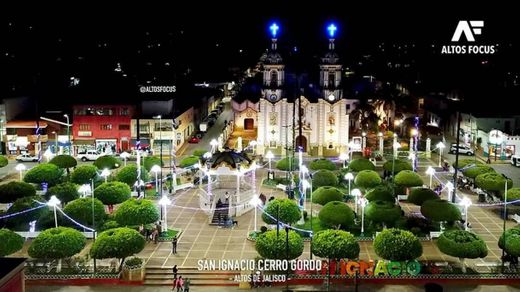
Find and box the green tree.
[46,182,79,205]
[348,158,375,172]
[49,155,77,174]
[262,198,301,225]
[94,156,122,170]
[354,170,381,190]
[420,199,462,223]
[312,186,344,206]
[312,170,339,189]
[437,230,488,273]
[275,157,299,171]
[23,163,63,186]
[5,196,46,228]
[70,165,98,185]
[312,230,360,260]
[255,229,304,260]
[0,181,37,203]
[383,159,412,174]
[192,149,207,157]
[407,187,439,206]
[89,227,145,271]
[373,228,423,261]
[498,227,520,257]
[113,199,159,226]
[180,155,200,168]
[0,228,24,256]
[94,182,131,206]
[364,200,402,227]
[505,188,520,203]
[452,159,482,169]
[394,170,423,189]
[143,156,163,172]
[309,159,336,171]
[116,165,149,186]
[63,198,106,227]
[318,201,356,229]
[0,156,8,168]
[475,172,513,198]
[462,165,495,179]
[365,184,394,202]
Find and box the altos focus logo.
[441,20,495,54]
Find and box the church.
[233,23,359,157]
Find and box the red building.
[72,104,134,154]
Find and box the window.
[120,108,129,116]
[79,124,90,131]
[100,124,112,130]
[140,124,149,132]
[270,71,278,87]
[119,124,130,130]
[270,141,277,148]
[328,72,335,87]
[346,104,351,110]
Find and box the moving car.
[188,136,200,144]
[449,144,474,156]
[16,154,38,162]
[77,150,101,161]
[511,155,520,167]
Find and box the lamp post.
[392,141,401,179]
[460,197,472,231]
[378,132,384,155]
[360,198,368,236]
[426,166,435,189]
[351,188,361,215]
[44,148,54,162]
[502,180,509,272]
[47,195,61,228]
[15,164,26,181]
[151,165,161,195]
[446,181,454,202]
[101,168,110,183]
[52,131,58,154]
[210,139,218,153]
[250,196,262,232]
[361,132,367,155]
[79,184,91,198]
[249,140,257,156]
[436,142,445,167]
[63,114,70,155]
[339,153,348,168]
[154,115,163,193]
[344,172,354,196]
[393,134,398,158]
[159,195,172,232]
[408,152,416,172]
[266,151,274,180]
[120,152,131,166]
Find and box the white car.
[511,155,520,167]
[77,150,101,162]
[16,154,39,162]
[449,144,474,156]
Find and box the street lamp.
[408,152,416,172]
[151,165,161,194]
[47,195,61,228]
[446,181,454,202]
[360,198,368,236]
[120,152,131,166]
[44,148,54,162]
[249,140,257,155]
[339,153,348,168]
[392,141,401,179]
[426,166,435,189]
[344,172,354,196]
[436,142,446,167]
[159,195,172,232]
[51,131,58,154]
[210,139,218,153]
[101,168,110,183]
[78,184,91,198]
[154,115,163,193]
[362,132,367,153]
[63,114,70,155]
[351,188,361,215]
[250,196,262,232]
[460,197,472,231]
[378,132,384,155]
[266,151,274,179]
[15,164,26,181]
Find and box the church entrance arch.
[295,135,307,152]
[244,118,254,130]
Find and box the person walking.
[172,265,178,279]
[171,276,177,291]
[183,277,190,292]
[172,236,178,254]
[175,276,184,292]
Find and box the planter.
[121,266,145,281]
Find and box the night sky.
[1,5,519,109]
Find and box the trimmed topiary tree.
[90,227,145,271]
[462,165,495,179]
[94,155,122,170]
[421,199,462,223]
[180,155,200,168]
[63,198,106,227]
[28,227,86,272]
[71,165,98,185]
[311,186,344,206]
[192,149,207,157]
[394,170,423,189]
[94,182,131,208]
[348,158,375,172]
[437,230,488,273]
[312,169,339,189]
[114,199,160,226]
[475,172,513,198]
[5,196,46,228]
[0,181,36,203]
[408,187,439,206]
[354,170,381,190]
[365,200,402,227]
[373,228,423,261]
[0,228,24,256]
[49,155,77,174]
[275,157,299,171]
[116,165,149,187]
[498,227,520,257]
[143,156,163,172]
[255,229,304,260]
[383,159,413,174]
[365,184,394,202]
[309,158,336,171]
[505,188,520,203]
[0,156,8,168]
[23,163,63,186]
[262,198,301,225]
[46,182,79,205]
[453,159,482,169]
[318,201,356,229]
[312,230,360,260]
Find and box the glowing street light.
[15,164,26,181]
[120,152,131,166]
[344,172,354,196]
[426,166,436,189]
[339,153,348,168]
[79,184,91,198]
[249,140,257,155]
[44,148,54,162]
[101,168,111,183]
[460,197,472,231]
[266,151,274,173]
[151,165,161,194]
[47,195,61,228]
[63,114,71,155]
[210,139,218,153]
[250,196,263,232]
[408,152,416,172]
[351,188,362,215]
[446,182,454,201]
[360,198,368,236]
[436,142,446,167]
[159,195,172,232]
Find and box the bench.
[430,231,442,239]
[276,184,287,191]
[511,214,520,223]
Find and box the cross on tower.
[327,24,337,38]
[270,23,279,38]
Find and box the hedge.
[113,199,160,226]
[498,227,520,257]
[94,182,131,205]
[383,159,413,174]
[143,156,163,172]
[0,228,24,256]
[437,230,488,259]
[354,170,381,190]
[63,198,106,226]
[192,149,208,157]
[312,170,339,189]
[46,182,79,205]
[0,156,8,168]
[421,199,462,222]
[276,157,299,171]
[255,229,304,260]
[373,228,423,261]
[49,155,77,173]
[28,227,86,259]
[407,187,439,206]
[318,201,355,229]
[475,172,513,195]
[262,198,301,225]
[311,186,344,206]
[180,155,200,168]
[90,227,146,269]
[94,156,122,170]
[462,165,495,179]
[70,165,98,185]
[312,230,360,260]
[116,165,149,187]
[364,200,402,226]
[23,163,63,186]
[453,159,482,169]
[0,181,37,203]
[505,188,520,203]
[309,159,336,171]
[365,184,394,202]
[348,158,375,172]
[394,170,423,188]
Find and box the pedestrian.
[171,276,177,291]
[172,265,178,279]
[138,224,145,237]
[152,228,159,244]
[183,277,190,292]
[176,276,184,292]
[172,236,178,254]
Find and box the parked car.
[77,150,101,161]
[449,144,474,156]
[194,131,205,139]
[16,154,38,162]
[188,136,200,144]
[511,155,520,167]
